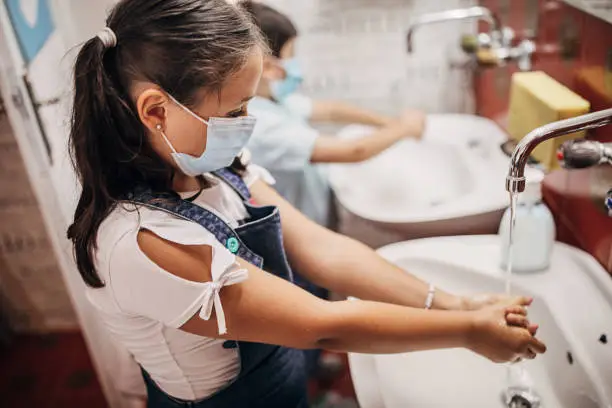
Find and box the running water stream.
[504,192,540,407]
[505,193,518,296]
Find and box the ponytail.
[67,34,172,287]
[67,37,117,288]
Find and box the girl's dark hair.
[67,0,266,288]
[241,1,297,57]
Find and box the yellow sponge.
[507,71,590,170]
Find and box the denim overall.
[126,168,309,408]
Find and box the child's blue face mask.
[270,58,304,103]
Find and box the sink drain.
[501,389,541,408]
[468,139,481,148]
[508,395,536,408]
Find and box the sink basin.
[328,114,510,248]
[349,235,612,408]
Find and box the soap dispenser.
[499,167,555,273]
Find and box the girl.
[242,2,426,227]
[67,1,545,407]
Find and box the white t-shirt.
[86,165,274,401]
[247,94,331,227]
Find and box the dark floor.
[0,332,107,408]
[0,331,358,408]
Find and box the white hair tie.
[96,27,117,49]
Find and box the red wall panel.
[476,0,612,274]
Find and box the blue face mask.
[270,58,304,103]
[158,95,256,177]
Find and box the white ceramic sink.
[349,236,612,408]
[328,114,510,248]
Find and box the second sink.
[328,114,510,248]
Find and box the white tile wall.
[262,0,477,115]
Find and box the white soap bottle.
[499,167,555,273]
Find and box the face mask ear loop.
[166,94,210,126]
[275,58,288,80]
[156,124,178,154]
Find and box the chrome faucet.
[406,6,535,71]
[558,135,612,216]
[558,139,612,169]
[406,6,503,53]
[506,108,612,194]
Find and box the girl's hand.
[460,295,539,335]
[460,294,533,312]
[396,109,426,139]
[468,303,546,363]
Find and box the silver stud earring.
[156,124,162,131]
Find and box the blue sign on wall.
[5,0,55,64]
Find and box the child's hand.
[460,293,533,311]
[465,294,539,335]
[505,304,539,336]
[468,303,545,363]
[397,109,426,139]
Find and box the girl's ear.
[136,88,170,132]
[261,57,286,81]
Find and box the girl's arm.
[310,110,425,163]
[249,181,493,311]
[137,229,544,361]
[310,100,394,127]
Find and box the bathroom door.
[0,1,129,407]
[0,0,54,169]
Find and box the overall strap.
[212,167,251,201]
[125,188,263,268]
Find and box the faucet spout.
[406,6,501,53]
[506,108,612,193]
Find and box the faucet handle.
[605,189,612,216]
[557,139,610,169]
